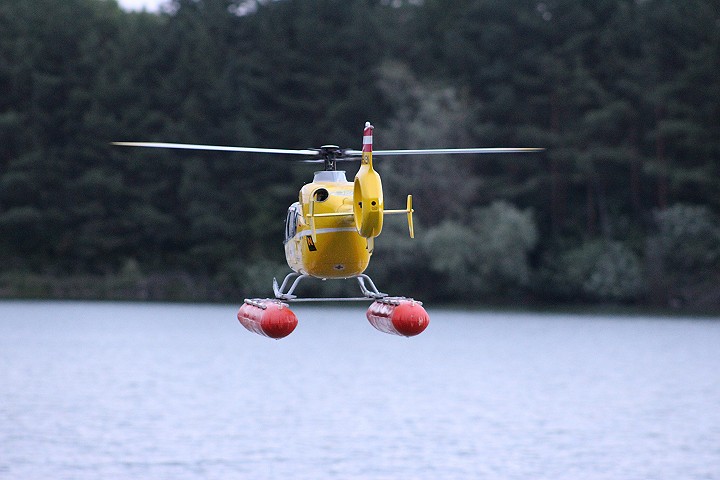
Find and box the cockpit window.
[284,202,300,243]
[314,188,329,202]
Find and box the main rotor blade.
[361,147,544,157]
[111,142,318,156]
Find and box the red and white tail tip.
[362,122,374,153]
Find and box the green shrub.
[646,204,720,308]
[652,204,720,271]
[422,201,538,299]
[543,240,643,302]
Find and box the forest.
[1,0,719,309]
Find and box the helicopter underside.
[285,223,370,279]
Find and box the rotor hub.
[318,145,344,171]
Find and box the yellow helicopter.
[114,122,541,339]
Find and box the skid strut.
[272,272,387,302]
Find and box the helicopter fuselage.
[284,170,371,278]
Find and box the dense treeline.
[0,0,718,309]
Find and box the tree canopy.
[1,0,718,309]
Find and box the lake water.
[1,301,719,480]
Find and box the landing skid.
[272,272,388,302]
[238,273,429,338]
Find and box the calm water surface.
[1,301,719,479]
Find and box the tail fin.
[362,122,373,166]
[354,122,384,239]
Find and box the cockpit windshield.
[313,171,348,183]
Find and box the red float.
[237,299,298,339]
[366,297,429,337]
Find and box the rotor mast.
[317,145,342,171]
